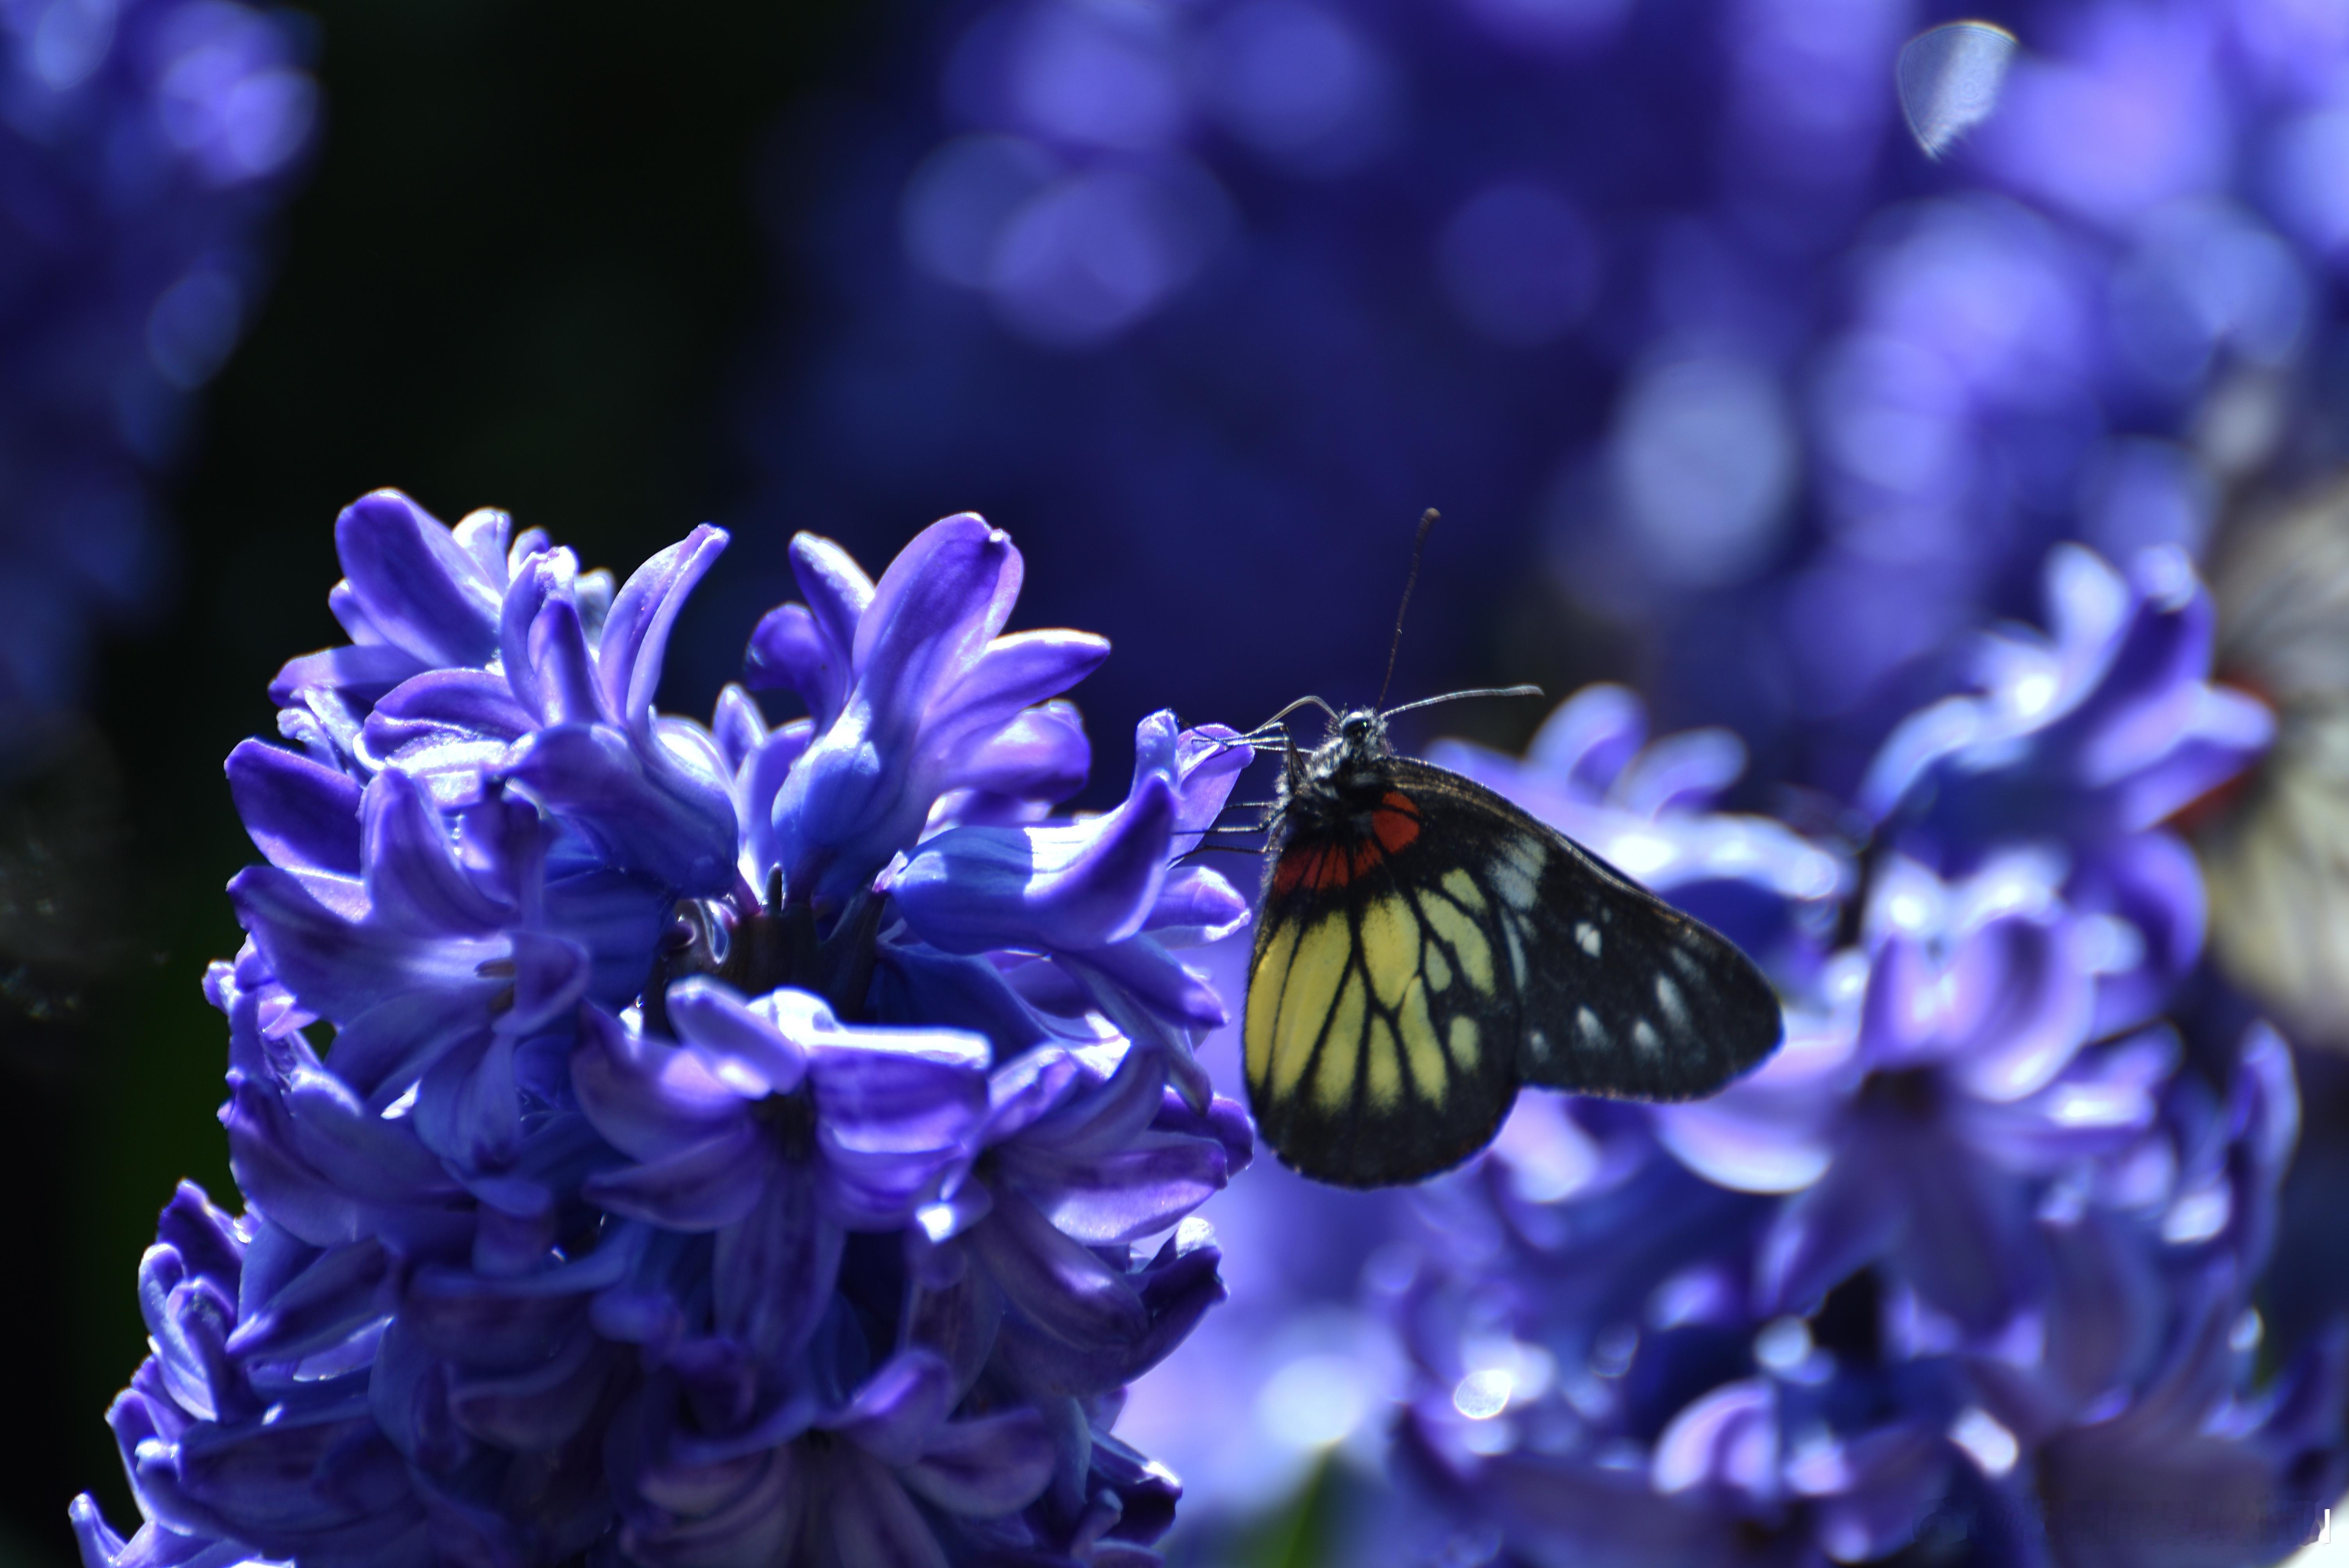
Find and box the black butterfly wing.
[1391,760,1786,1102]
[1244,756,1782,1187]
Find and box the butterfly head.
[1273,706,1395,827]
[1323,706,1391,769]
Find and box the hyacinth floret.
[75,493,1253,1568]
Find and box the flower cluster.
[0,0,314,760]
[71,494,1254,1567]
[1388,543,2347,1566]
[735,0,2349,794]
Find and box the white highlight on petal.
[1949,1406,2020,1478]
[1453,1367,1513,1420]
[2163,1179,2231,1244]
[1606,830,1675,878]
[1755,1317,1813,1374]
[1896,22,2018,159]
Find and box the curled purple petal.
[853,514,1022,714]
[226,740,362,879]
[333,492,502,670]
[502,723,738,896]
[888,773,1176,954]
[598,525,728,734]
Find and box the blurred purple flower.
[76,499,1252,1567]
[0,0,313,758]
[1363,546,2345,1566]
[1864,544,2274,867]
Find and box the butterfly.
[1242,702,1785,1187]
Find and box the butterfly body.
[1244,707,1784,1187]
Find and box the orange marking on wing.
[1372,792,1422,854]
[1273,850,1307,896]
[1279,819,1410,894]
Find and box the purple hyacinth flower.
[609,1345,1059,1568]
[68,1174,433,1568]
[1864,545,2274,867]
[747,514,1112,916]
[81,499,1250,1566]
[884,711,1252,1107]
[1388,956,2340,1568]
[1859,543,2270,1039]
[271,492,738,897]
[1657,852,2165,1339]
[1392,1097,1981,1568]
[574,985,991,1393]
[909,1039,1251,1398]
[225,778,596,1172]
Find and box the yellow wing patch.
[1419,889,1494,992]
[1364,1017,1403,1108]
[1400,973,1446,1098]
[1269,916,1350,1100]
[1359,896,1419,1007]
[1441,868,1486,911]
[1449,1014,1481,1067]
[1244,918,1300,1089]
[1313,972,1369,1110]
[1367,1014,1404,1106]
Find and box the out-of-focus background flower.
[15,0,2349,1562]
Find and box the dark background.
[3,2,878,1557]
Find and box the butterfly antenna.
[1377,508,1441,711]
[1381,684,1545,720]
[1249,694,1339,736]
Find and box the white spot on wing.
[1633,1020,1661,1054]
[1576,1007,1604,1049]
[1492,860,1537,913]
[1576,923,1602,958]
[1493,838,1547,911]
[1505,916,1527,986]
[1655,974,1688,1029]
[1529,1028,1549,1060]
